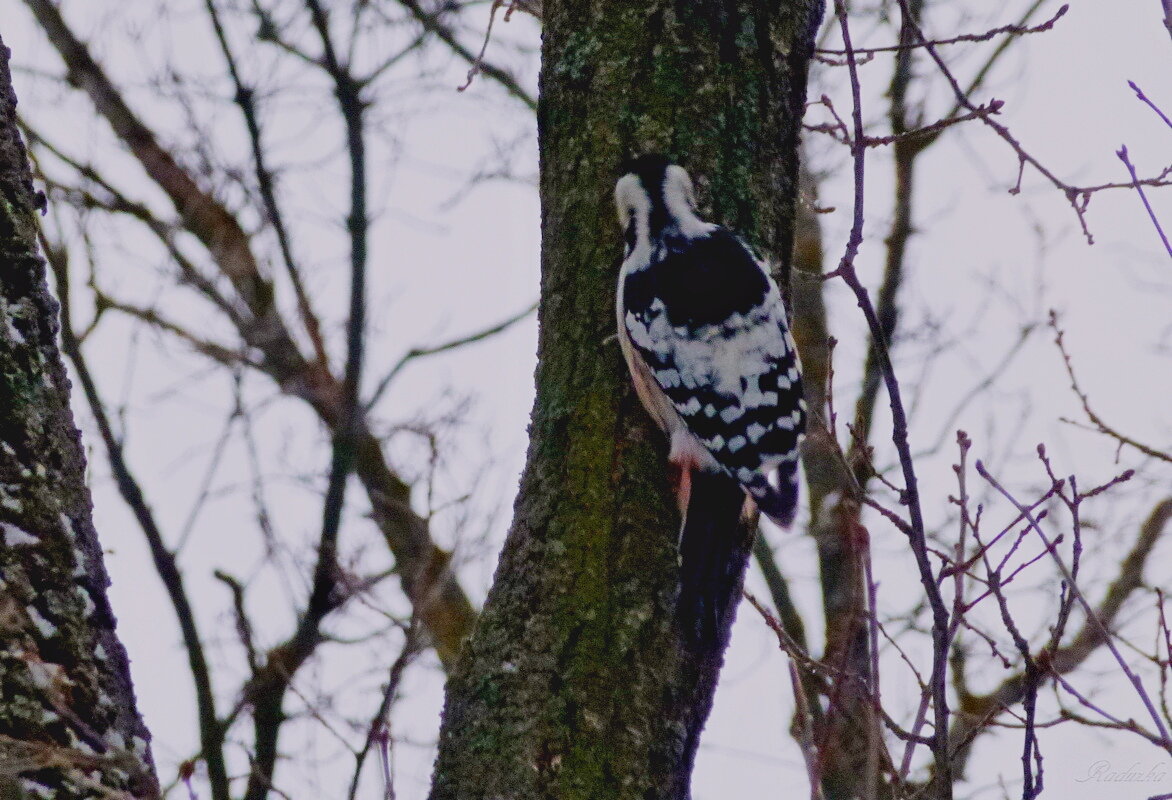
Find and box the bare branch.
[914,324,1037,460]
[1129,81,1172,132]
[1050,311,1172,463]
[948,484,1172,776]
[98,295,252,368]
[1118,145,1172,258]
[347,619,421,800]
[788,658,827,800]
[240,4,373,797]
[817,4,1068,56]
[24,0,271,303]
[977,462,1171,747]
[1058,498,1172,667]
[827,2,954,792]
[45,234,232,800]
[894,0,1172,244]
[203,0,331,366]
[22,123,244,324]
[392,0,537,110]
[214,570,260,674]
[365,300,537,411]
[24,0,479,677]
[458,0,505,92]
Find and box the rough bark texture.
[0,34,159,800]
[429,1,822,797]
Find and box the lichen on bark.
[0,33,159,800]
[429,1,822,798]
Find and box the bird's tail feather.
[678,469,752,653]
[744,461,800,529]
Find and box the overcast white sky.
[7,1,1172,798]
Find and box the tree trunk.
[429,1,822,797]
[0,34,160,800]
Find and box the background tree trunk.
[0,33,159,800]
[429,1,822,797]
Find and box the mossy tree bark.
[0,34,159,799]
[429,1,822,797]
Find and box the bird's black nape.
[618,153,675,182]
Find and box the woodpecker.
[614,155,806,642]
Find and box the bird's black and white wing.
[620,228,805,526]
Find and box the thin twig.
[895,0,1172,244]
[242,3,370,797]
[458,0,505,92]
[1049,311,1172,463]
[863,544,881,800]
[204,0,331,366]
[828,2,954,793]
[392,0,536,109]
[817,5,1068,55]
[788,659,827,800]
[976,461,1172,748]
[913,325,1037,460]
[96,295,251,368]
[298,0,368,639]
[44,231,231,800]
[176,405,242,552]
[347,619,420,800]
[1130,81,1172,132]
[214,570,260,673]
[364,300,537,412]
[23,0,478,672]
[1118,145,1172,257]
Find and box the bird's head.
[614,154,701,249]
